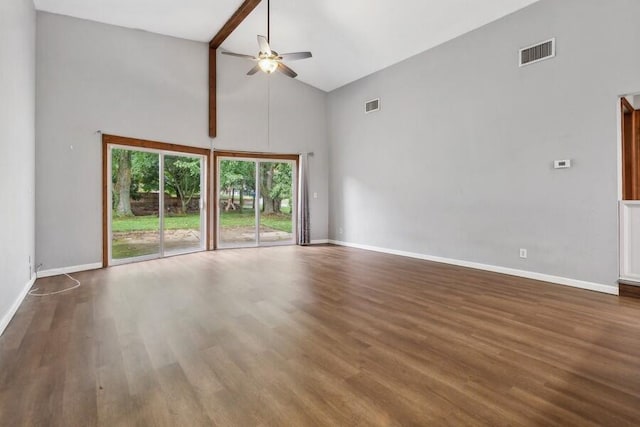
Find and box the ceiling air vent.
[365,98,380,114]
[519,38,555,67]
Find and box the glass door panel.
[163,154,204,255]
[218,159,258,247]
[109,145,208,265]
[111,148,161,260]
[258,161,295,244]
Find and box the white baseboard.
[0,274,36,337]
[37,262,102,278]
[619,275,640,284]
[329,240,618,296]
[310,239,330,244]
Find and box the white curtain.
[298,153,311,245]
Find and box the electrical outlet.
[519,248,527,259]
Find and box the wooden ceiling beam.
[209,0,262,138]
[210,0,262,49]
[209,49,217,138]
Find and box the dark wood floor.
[2,245,640,426]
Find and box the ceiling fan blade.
[247,64,261,76]
[221,51,257,60]
[277,62,298,78]
[279,52,312,61]
[257,35,272,55]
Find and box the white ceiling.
[33,0,540,92]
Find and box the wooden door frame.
[102,134,212,267]
[621,97,640,200]
[213,150,300,249]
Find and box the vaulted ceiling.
[33,0,540,92]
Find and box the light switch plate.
[554,159,571,169]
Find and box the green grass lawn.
[112,214,200,232]
[112,210,292,233]
[112,210,292,259]
[219,210,292,232]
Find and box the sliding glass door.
[108,146,206,265]
[258,162,295,243]
[217,159,256,247]
[217,155,297,248]
[163,154,205,255]
[111,148,161,260]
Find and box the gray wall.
[36,12,328,270]
[0,0,36,326]
[328,0,640,287]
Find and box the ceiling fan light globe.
[258,58,278,74]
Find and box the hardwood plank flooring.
[2,245,640,426]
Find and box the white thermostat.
[554,159,571,169]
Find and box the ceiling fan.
[221,0,312,78]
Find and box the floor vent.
[519,38,555,67]
[365,98,380,114]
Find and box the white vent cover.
[365,98,380,114]
[519,38,555,67]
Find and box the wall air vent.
[365,98,380,114]
[519,38,555,67]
